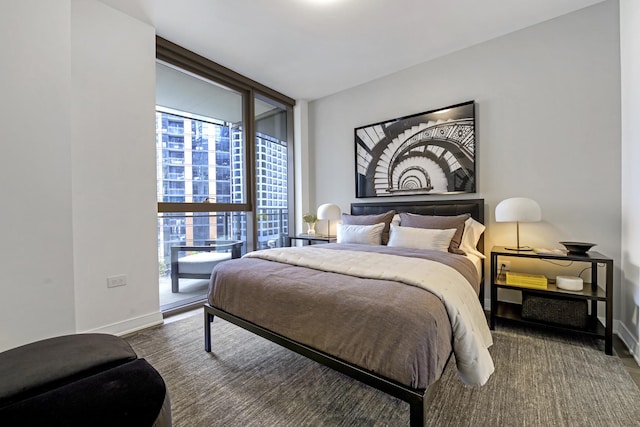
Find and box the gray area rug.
[126,312,640,426]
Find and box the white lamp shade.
[495,198,541,223]
[317,203,341,220]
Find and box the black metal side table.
[284,234,336,246]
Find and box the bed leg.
[409,400,424,427]
[204,310,215,352]
[413,376,440,426]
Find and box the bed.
[203,199,493,426]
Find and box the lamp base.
[504,246,534,251]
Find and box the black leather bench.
[0,333,171,426]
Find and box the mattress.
[465,252,484,282]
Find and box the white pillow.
[336,222,385,245]
[387,224,457,252]
[460,217,486,259]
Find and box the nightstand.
[490,246,613,355]
[285,234,336,246]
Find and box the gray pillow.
[398,213,471,254]
[341,210,395,245]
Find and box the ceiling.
[97,0,605,101]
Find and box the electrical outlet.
[500,261,511,272]
[107,274,127,288]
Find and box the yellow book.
[505,271,548,289]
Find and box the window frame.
[156,36,295,250]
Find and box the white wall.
[0,0,161,352]
[620,0,640,361]
[0,1,76,350]
[309,1,624,333]
[294,100,313,235]
[71,0,161,334]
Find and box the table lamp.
[317,203,341,238]
[495,197,541,251]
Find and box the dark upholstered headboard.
[350,198,485,253]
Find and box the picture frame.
[354,100,476,198]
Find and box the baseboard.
[81,311,164,337]
[615,320,640,366]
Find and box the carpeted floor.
[125,312,640,426]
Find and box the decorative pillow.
[460,217,486,259]
[336,223,385,245]
[398,212,471,255]
[341,210,395,245]
[387,224,457,252]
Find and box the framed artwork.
[355,100,476,198]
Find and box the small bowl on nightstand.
[559,241,596,255]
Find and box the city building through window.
[156,38,294,312]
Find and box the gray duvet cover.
[207,243,480,389]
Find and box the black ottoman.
[0,333,171,427]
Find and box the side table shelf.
[490,246,613,355]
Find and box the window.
[156,37,294,312]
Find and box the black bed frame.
[204,198,485,426]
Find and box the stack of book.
[505,271,548,289]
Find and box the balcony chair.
[170,239,243,293]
